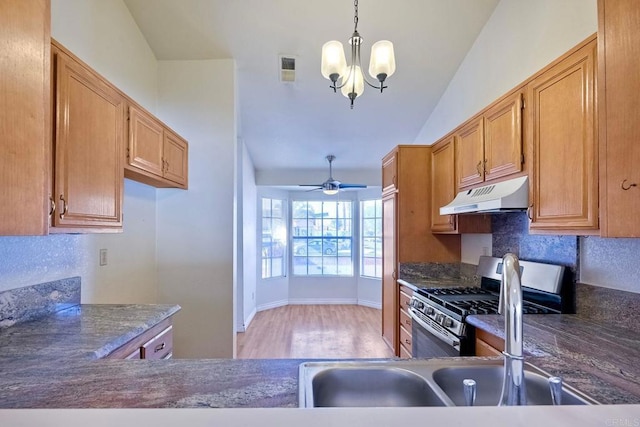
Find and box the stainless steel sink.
[432,364,597,406]
[310,367,448,407]
[299,359,599,408]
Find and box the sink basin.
[432,364,597,406]
[299,360,598,408]
[310,367,447,407]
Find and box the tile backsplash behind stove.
[491,212,578,277]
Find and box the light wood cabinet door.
[0,0,50,235]
[431,136,457,232]
[598,0,640,237]
[381,193,397,353]
[456,117,485,189]
[484,90,524,181]
[382,149,398,195]
[127,105,164,177]
[528,38,598,232]
[125,103,189,190]
[163,128,188,187]
[52,46,124,230]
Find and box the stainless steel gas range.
[407,256,574,357]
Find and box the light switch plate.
[99,248,108,266]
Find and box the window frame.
[360,198,383,279]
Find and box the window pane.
[360,199,382,279]
[291,200,353,277]
[261,198,286,279]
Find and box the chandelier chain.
[353,0,358,31]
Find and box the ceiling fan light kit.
[321,0,396,109]
[300,155,367,195]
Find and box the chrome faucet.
[497,253,527,406]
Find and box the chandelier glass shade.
[321,0,396,108]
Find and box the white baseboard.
[357,299,382,310]
[257,299,289,312]
[236,307,258,332]
[288,298,358,305]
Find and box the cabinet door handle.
[59,195,68,219]
[391,271,397,280]
[476,161,483,176]
[49,196,56,216]
[621,179,638,191]
[527,204,533,221]
[154,342,166,353]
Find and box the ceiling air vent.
[279,55,296,82]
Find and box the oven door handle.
[408,307,461,350]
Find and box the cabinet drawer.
[141,325,173,360]
[399,308,413,331]
[399,289,412,311]
[399,342,412,359]
[399,325,412,350]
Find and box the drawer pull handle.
[405,319,411,325]
[405,339,411,345]
[154,342,166,353]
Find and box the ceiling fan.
[300,155,367,195]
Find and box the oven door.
[408,307,461,357]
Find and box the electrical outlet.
[252,292,255,301]
[482,246,489,256]
[99,248,108,266]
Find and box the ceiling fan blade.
[299,184,323,187]
[338,183,368,189]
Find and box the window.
[261,198,286,279]
[361,199,382,278]
[292,200,353,276]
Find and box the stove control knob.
[426,307,435,316]
[435,314,444,324]
[443,318,454,328]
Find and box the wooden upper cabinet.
[125,103,189,189]
[163,129,188,187]
[0,0,50,235]
[431,136,457,232]
[128,105,164,177]
[484,90,524,181]
[382,149,398,195]
[527,37,598,233]
[431,136,492,235]
[51,43,124,231]
[456,90,524,191]
[598,0,640,237]
[456,117,485,189]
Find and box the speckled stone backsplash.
[576,282,640,330]
[0,277,80,328]
[491,212,579,277]
[399,262,479,286]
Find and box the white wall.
[239,141,258,331]
[155,59,237,358]
[0,0,159,304]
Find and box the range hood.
[440,176,529,215]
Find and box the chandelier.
[321,0,396,109]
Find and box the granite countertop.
[2,302,640,409]
[0,304,302,408]
[467,314,640,405]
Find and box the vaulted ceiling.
[124,0,500,179]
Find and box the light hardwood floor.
[236,305,394,359]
